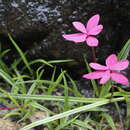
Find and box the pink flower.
[62,14,103,47]
[83,54,129,85]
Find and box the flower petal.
[72,22,87,33]
[110,60,129,71]
[83,71,105,79]
[88,25,103,35]
[89,63,108,70]
[86,36,99,46]
[111,72,129,85]
[100,70,111,84]
[86,14,100,32]
[62,33,86,43]
[106,54,117,68]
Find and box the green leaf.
[65,73,83,97]
[47,70,66,94]
[0,49,11,58]
[62,70,70,111]
[126,97,130,117]
[84,56,99,97]
[48,59,74,64]
[21,100,110,130]
[21,97,125,130]
[0,93,106,103]
[55,116,78,130]
[125,97,130,128]
[31,102,54,115]
[29,59,53,68]
[100,113,116,130]
[8,34,32,74]
[118,39,130,60]
[73,119,94,130]
[99,81,111,98]
[0,69,15,87]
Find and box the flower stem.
[91,47,97,62]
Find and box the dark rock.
[0,1,50,41]
[0,0,130,77]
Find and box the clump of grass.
[0,35,130,130]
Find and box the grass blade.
[8,34,32,74]
[21,97,124,130]
[84,56,99,97]
[118,39,130,60]
[100,113,116,130]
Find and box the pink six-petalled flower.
[83,54,129,85]
[62,14,103,46]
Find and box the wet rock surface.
[0,0,130,76]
